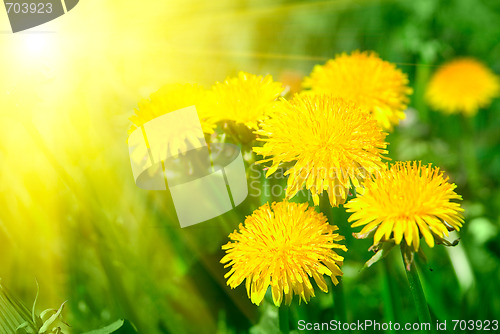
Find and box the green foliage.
[82,320,138,334]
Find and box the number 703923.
[452,320,498,331]
[5,2,53,14]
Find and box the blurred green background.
[1,0,499,333]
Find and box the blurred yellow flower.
[303,50,412,130]
[254,94,388,207]
[221,201,346,306]
[210,72,284,130]
[346,161,464,252]
[426,58,500,116]
[129,83,216,135]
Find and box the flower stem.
[380,260,396,324]
[260,169,271,205]
[278,306,290,334]
[414,61,431,123]
[319,194,347,322]
[332,278,347,322]
[460,114,481,191]
[401,247,433,328]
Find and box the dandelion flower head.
[303,50,412,130]
[345,161,464,252]
[254,94,388,207]
[426,58,500,116]
[129,83,216,136]
[210,72,284,130]
[221,201,346,306]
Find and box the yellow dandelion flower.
[221,201,346,306]
[345,161,465,252]
[303,51,412,130]
[210,72,284,130]
[254,94,388,207]
[129,83,216,135]
[426,58,500,116]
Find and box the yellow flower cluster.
[129,50,494,307]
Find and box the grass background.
[1,0,499,333]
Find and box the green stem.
[460,114,481,192]
[319,193,333,220]
[259,166,271,206]
[401,247,432,328]
[269,170,285,204]
[380,260,396,325]
[319,195,347,322]
[278,306,290,334]
[414,62,432,123]
[332,278,347,322]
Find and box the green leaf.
[82,320,138,334]
[38,302,66,333]
[31,280,41,327]
[16,322,36,334]
[363,242,396,269]
[39,309,58,323]
[249,303,281,334]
